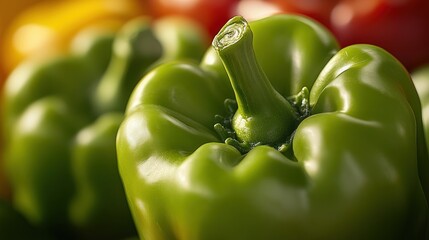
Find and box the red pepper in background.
[268,0,429,71]
[146,0,240,37]
[267,0,337,26]
[330,0,429,71]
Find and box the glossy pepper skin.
[117,15,429,239]
[2,17,208,239]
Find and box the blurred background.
[0,0,428,239]
[1,0,429,83]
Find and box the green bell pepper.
[2,16,208,239]
[117,15,429,239]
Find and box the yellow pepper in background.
[0,0,145,76]
[0,0,57,45]
[0,0,58,83]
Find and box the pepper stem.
[213,16,298,148]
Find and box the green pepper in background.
[412,65,429,188]
[2,16,208,239]
[2,25,116,239]
[93,16,209,114]
[413,66,429,121]
[117,15,429,239]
